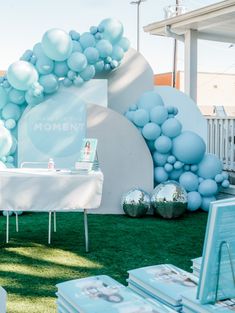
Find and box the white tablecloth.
[0,169,103,212]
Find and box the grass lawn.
[0,211,208,313]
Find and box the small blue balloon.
[8,88,25,105]
[0,86,8,109]
[167,155,176,164]
[137,91,164,111]
[54,61,69,77]
[222,179,230,188]
[198,177,204,183]
[222,172,229,180]
[150,106,168,125]
[164,163,173,172]
[198,179,218,197]
[67,52,87,72]
[90,26,98,35]
[169,169,183,180]
[80,65,96,81]
[95,33,103,40]
[215,174,224,183]
[197,153,222,179]
[84,47,99,64]
[80,32,96,49]
[67,70,76,80]
[118,37,130,52]
[142,123,161,141]
[69,30,80,41]
[7,155,14,163]
[187,191,202,211]
[25,91,44,105]
[2,103,21,121]
[36,53,54,75]
[73,75,84,87]
[94,60,105,73]
[112,45,124,61]
[5,119,16,130]
[166,106,175,114]
[125,111,135,122]
[179,172,199,192]
[190,165,198,172]
[104,64,111,71]
[154,167,169,183]
[63,78,73,87]
[39,74,58,94]
[20,49,33,61]
[184,165,190,171]
[174,161,184,170]
[33,43,45,58]
[201,196,216,212]
[133,109,149,127]
[72,40,83,53]
[161,118,182,138]
[153,152,169,166]
[96,40,113,58]
[154,135,172,154]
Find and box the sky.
[0,0,234,74]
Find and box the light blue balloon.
[33,43,45,58]
[84,47,99,64]
[167,155,176,164]
[153,152,169,166]
[154,135,172,154]
[184,165,190,171]
[187,191,202,211]
[142,123,161,141]
[7,155,14,163]
[30,55,37,65]
[95,33,103,40]
[174,161,184,170]
[42,28,73,61]
[167,106,175,114]
[98,18,123,44]
[2,80,10,89]
[5,119,16,130]
[0,86,8,109]
[69,30,80,41]
[8,88,25,105]
[201,196,216,212]
[36,53,54,75]
[90,26,98,35]
[222,179,230,188]
[67,52,87,72]
[222,172,229,180]
[80,65,96,81]
[179,172,199,192]
[20,49,33,61]
[197,153,222,179]
[112,45,124,61]
[215,173,224,183]
[125,111,135,122]
[172,131,206,164]
[79,32,96,49]
[7,61,39,91]
[190,165,198,172]
[39,74,58,94]
[169,169,183,180]
[0,124,12,157]
[161,118,182,138]
[130,104,137,111]
[2,103,21,121]
[154,166,169,183]
[118,37,130,52]
[67,70,76,80]
[73,75,84,87]
[54,61,69,77]
[137,91,164,111]
[150,106,168,125]
[63,78,73,87]
[110,60,119,69]
[25,91,44,105]
[164,163,173,172]
[104,64,111,71]
[96,39,113,58]
[94,60,105,73]
[198,179,218,197]
[72,40,83,53]
[133,109,149,127]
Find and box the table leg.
[48,212,52,244]
[84,209,89,253]
[6,212,9,243]
[53,212,57,232]
[15,212,19,232]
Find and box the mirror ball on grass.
[122,189,151,217]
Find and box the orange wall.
[154,72,180,89]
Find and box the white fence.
[207,117,235,171]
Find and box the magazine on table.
[197,198,235,304]
[75,138,98,172]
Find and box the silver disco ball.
[122,189,151,217]
[151,181,187,219]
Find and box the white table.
[0,168,104,252]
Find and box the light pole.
[130,0,147,52]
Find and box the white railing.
[206,117,235,171]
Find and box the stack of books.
[127,264,198,312]
[56,275,173,313]
[190,257,202,278]
[182,290,235,312]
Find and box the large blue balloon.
[39,74,58,94]
[198,179,218,197]
[0,86,8,109]
[98,18,123,44]
[137,91,164,111]
[7,61,39,91]
[179,172,199,192]
[161,118,182,138]
[84,47,99,64]
[150,106,168,125]
[2,103,21,121]
[154,135,172,154]
[8,88,25,105]
[197,153,222,179]
[54,61,69,77]
[154,167,168,183]
[41,28,73,61]
[133,109,149,127]
[0,124,12,157]
[187,191,202,211]
[172,131,206,164]
[96,40,113,58]
[80,65,96,81]
[142,123,161,141]
[67,52,87,72]
[79,32,96,49]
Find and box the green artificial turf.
[0,212,208,313]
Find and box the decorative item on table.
[151,181,187,219]
[122,188,151,217]
[75,138,98,172]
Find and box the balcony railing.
[206,116,235,172]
